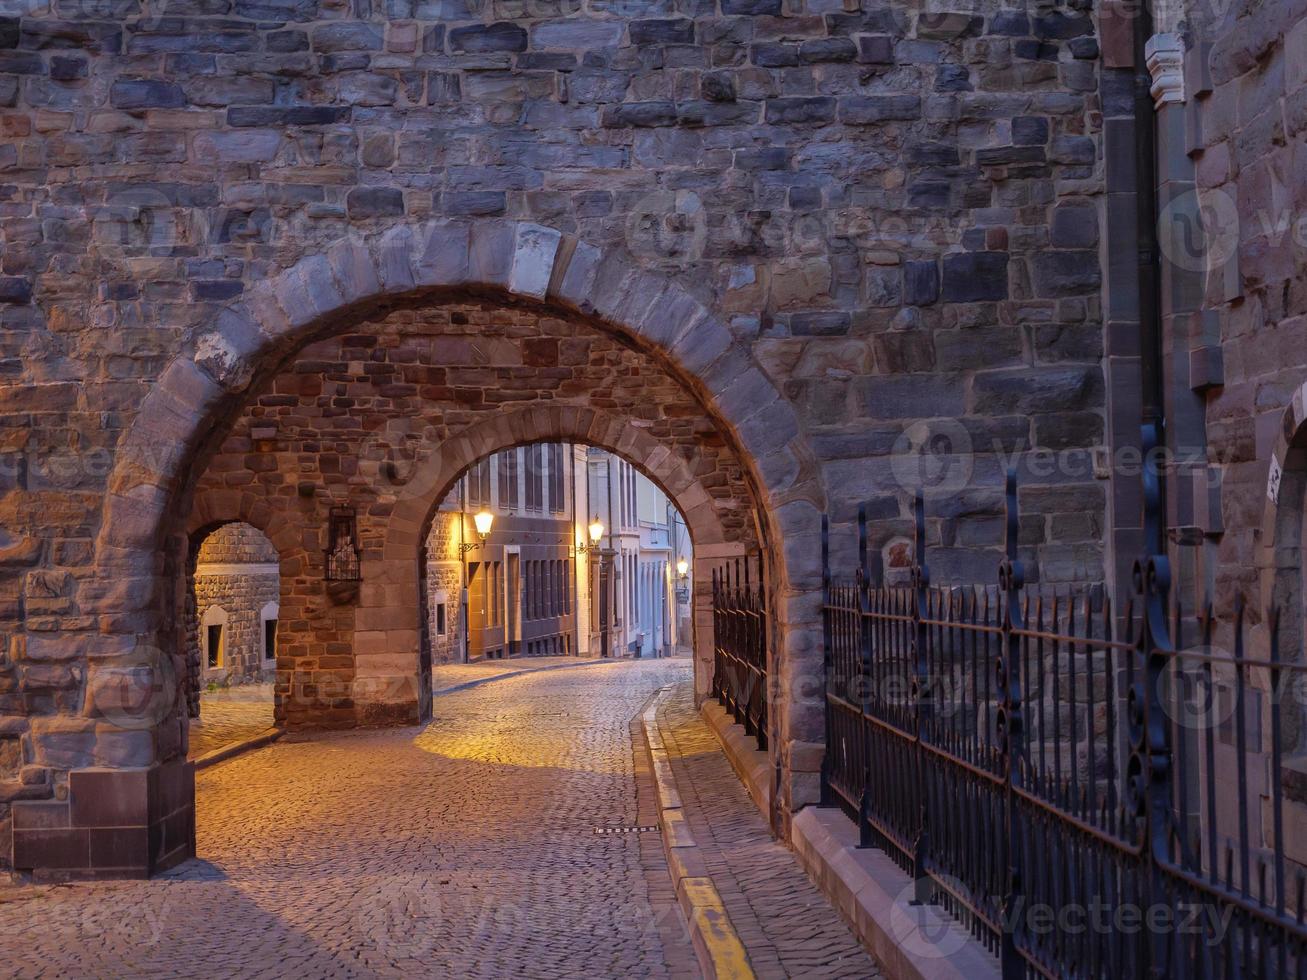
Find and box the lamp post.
[578,516,614,658]
[459,509,494,661]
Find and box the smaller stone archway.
[185,520,283,714]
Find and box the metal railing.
[712,555,768,751]
[821,425,1307,978]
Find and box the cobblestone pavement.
[430,655,611,693]
[656,683,881,979]
[188,683,276,761]
[1,661,699,979]
[187,660,611,762]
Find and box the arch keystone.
[509,223,563,300]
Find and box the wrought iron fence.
[821,426,1307,978]
[712,555,768,751]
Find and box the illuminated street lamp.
[578,516,605,553]
[461,509,494,555]
[676,558,689,580]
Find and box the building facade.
[425,442,590,662]
[586,449,688,659]
[427,444,691,663]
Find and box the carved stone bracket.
[1146,33,1186,108]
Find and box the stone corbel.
[1146,33,1186,108]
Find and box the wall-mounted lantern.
[578,516,605,553]
[460,509,494,556]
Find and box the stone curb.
[193,726,283,771]
[430,656,624,698]
[699,702,998,980]
[641,686,756,980]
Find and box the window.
[548,444,565,512]
[207,624,223,669]
[435,602,447,636]
[629,465,637,525]
[492,562,500,626]
[619,464,627,527]
[534,562,542,620]
[498,449,519,509]
[526,444,544,511]
[264,618,277,661]
[467,457,491,506]
[524,561,532,620]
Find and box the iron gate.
[712,555,768,751]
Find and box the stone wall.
[426,510,464,664]
[0,0,1114,876]
[0,0,1107,579]
[193,523,279,685]
[196,521,278,566]
[1182,0,1307,625]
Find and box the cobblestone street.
[2,661,714,978]
[188,683,276,761]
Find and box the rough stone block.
[346,187,404,219]
[766,97,836,125]
[903,260,939,306]
[839,95,921,124]
[110,80,185,110]
[449,22,527,53]
[312,23,383,52]
[630,19,694,45]
[942,252,1009,302]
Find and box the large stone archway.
[11,221,828,880]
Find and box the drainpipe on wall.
[1134,0,1167,555]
